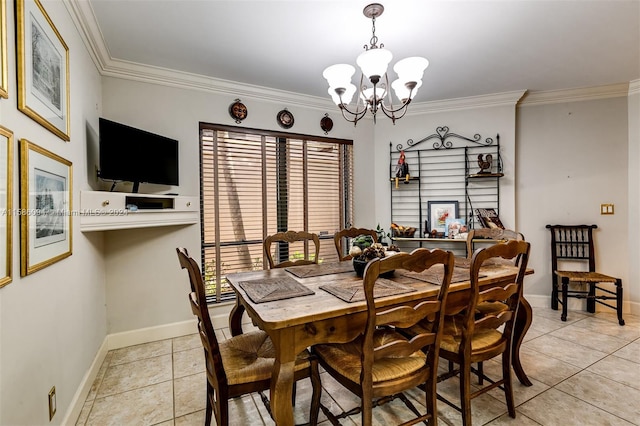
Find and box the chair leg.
[309,358,322,426]
[551,276,558,310]
[616,279,625,326]
[459,361,473,426]
[502,350,516,418]
[587,283,596,313]
[205,383,213,426]
[477,362,484,385]
[561,277,569,321]
[424,373,438,426]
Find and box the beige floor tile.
[87,381,173,426]
[613,339,640,364]
[587,354,640,390]
[172,333,201,352]
[97,354,173,398]
[522,334,609,368]
[517,346,582,386]
[484,411,542,425]
[518,388,634,426]
[479,360,550,406]
[555,370,640,424]
[174,372,206,418]
[75,401,93,426]
[110,340,172,366]
[174,410,205,426]
[529,315,570,334]
[549,324,630,353]
[569,316,640,341]
[86,352,113,401]
[173,346,205,379]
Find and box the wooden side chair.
[176,247,321,426]
[333,227,378,261]
[437,240,530,426]
[312,248,455,426]
[546,224,624,325]
[264,230,320,269]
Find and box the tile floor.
[76,307,640,426]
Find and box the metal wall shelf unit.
[390,126,502,242]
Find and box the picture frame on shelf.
[16,0,70,141]
[427,200,459,235]
[20,139,72,276]
[0,125,13,287]
[445,217,467,239]
[0,0,8,99]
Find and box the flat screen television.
[99,118,179,193]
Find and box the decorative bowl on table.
[352,243,396,278]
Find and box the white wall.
[516,96,630,308]
[0,2,105,425]
[628,82,639,314]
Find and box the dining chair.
[333,227,378,261]
[465,228,525,317]
[264,230,320,269]
[546,224,624,325]
[312,248,455,426]
[176,247,321,426]
[436,239,530,426]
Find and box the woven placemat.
[399,265,481,285]
[239,276,314,303]
[320,278,416,303]
[286,262,354,278]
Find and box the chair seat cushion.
[313,329,427,384]
[220,330,310,385]
[555,270,618,283]
[440,328,503,354]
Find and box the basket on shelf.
[391,223,416,238]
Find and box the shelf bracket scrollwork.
[395,126,495,151]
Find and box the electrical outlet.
[48,386,56,421]
[600,204,614,215]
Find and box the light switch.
[600,204,614,215]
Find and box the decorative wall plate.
[320,114,333,134]
[229,99,247,123]
[277,109,294,129]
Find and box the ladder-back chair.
[546,224,624,325]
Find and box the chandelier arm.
[338,103,369,125]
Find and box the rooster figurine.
[395,151,410,188]
[477,154,492,174]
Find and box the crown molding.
[408,90,527,114]
[518,83,630,106]
[629,80,640,96]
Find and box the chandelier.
[323,3,429,126]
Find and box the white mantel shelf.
[79,190,199,232]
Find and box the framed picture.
[0,0,8,99]
[20,139,72,276]
[16,0,70,141]
[0,126,13,287]
[427,201,459,234]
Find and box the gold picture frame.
[0,125,13,287]
[16,0,70,141]
[0,0,8,99]
[20,139,72,276]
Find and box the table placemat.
[320,278,416,303]
[286,262,354,278]
[239,277,314,304]
[399,265,485,285]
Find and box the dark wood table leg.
[616,279,625,326]
[512,296,533,386]
[229,300,245,336]
[561,277,569,321]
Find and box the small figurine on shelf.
[394,150,410,188]
[477,153,493,174]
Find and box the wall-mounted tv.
[99,118,179,193]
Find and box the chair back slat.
[466,228,524,259]
[334,227,378,261]
[264,230,321,269]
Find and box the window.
[200,123,354,302]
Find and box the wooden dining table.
[226,258,534,426]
